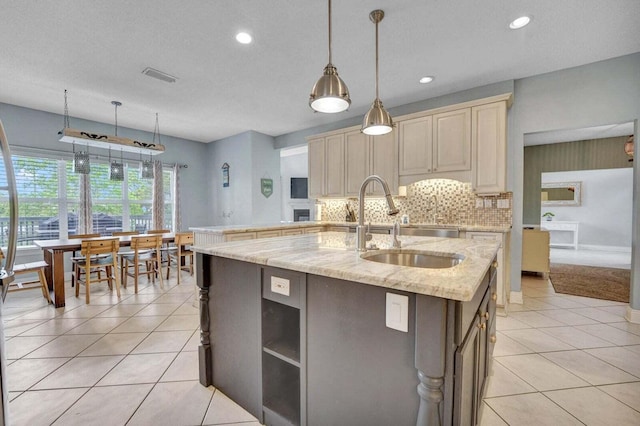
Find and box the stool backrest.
[131,234,163,251]
[175,232,194,247]
[147,229,170,234]
[80,238,119,257]
[112,231,139,236]
[72,233,101,239]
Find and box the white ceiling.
[1,1,639,143]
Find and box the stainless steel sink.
[360,250,464,269]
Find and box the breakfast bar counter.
[194,232,499,426]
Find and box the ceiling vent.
[142,67,177,83]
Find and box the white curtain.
[78,173,93,234]
[151,160,164,230]
[173,163,182,232]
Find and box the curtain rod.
[10,144,188,168]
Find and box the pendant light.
[63,90,90,174]
[309,0,351,113]
[140,113,160,179]
[362,9,393,136]
[109,101,125,181]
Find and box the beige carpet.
[549,263,630,303]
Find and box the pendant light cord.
[114,104,119,136]
[327,0,332,65]
[375,18,379,100]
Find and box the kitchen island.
[194,232,499,426]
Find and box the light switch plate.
[386,293,408,332]
[271,276,290,296]
[497,199,510,209]
[484,199,493,208]
[475,199,484,208]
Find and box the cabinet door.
[324,134,345,197]
[307,137,325,198]
[344,130,369,197]
[398,115,432,175]
[433,108,471,173]
[466,232,506,308]
[472,102,507,193]
[454,314,481,426]
[369,130,398,195]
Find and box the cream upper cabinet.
[344,128,398,196]
[308,133,345,198]
[309,93,511,196]
[399,115,433,175]
[369,130,398,195]
[324,134,345,197]
[307,137,325,198]
[398,109,471,177]
[345,130,369,196]
[432,108,471,173]
[472,101,507,194]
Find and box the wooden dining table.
[34,234,175,307]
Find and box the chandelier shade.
[73,150,90,174]
[309,0,351,113]
[362,9,393,136]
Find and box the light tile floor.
[481,274,640,425]
[3,271,640,425]
[2,273,261,426]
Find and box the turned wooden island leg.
[196,253,213,386]
[415,295,447,426]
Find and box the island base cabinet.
[205,257,262,420]
[198,255,497,426]
[306,275,419,426]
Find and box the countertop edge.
[193,233,499,302]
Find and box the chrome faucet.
[356,175,400,251]
[392,221,401,248]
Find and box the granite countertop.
[191,222,511,234]
[193,232,500,302]
[190,222,324,234]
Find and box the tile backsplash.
[319,179,512,227]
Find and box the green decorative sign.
[261,178,273,198]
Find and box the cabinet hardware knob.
[484,312,490,320]
[478,323,486,330]
[490,335,497,343]
[491,293,497,302]
[492,261,498,268]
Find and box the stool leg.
[38,268,52,304]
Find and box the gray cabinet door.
[209,258,262,419]
[306,274,418,425]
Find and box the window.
[0,152,174,247]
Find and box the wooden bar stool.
[166,232,194,285]
[121,234,164,293]
[2,248,52,304]
[70,233,102,288]
[74,237,121,304]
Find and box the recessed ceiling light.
[419,76,435,84]
[509,16,531,30]
[235,32,252,44]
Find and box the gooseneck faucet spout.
[356,175,400,251]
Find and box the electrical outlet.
[271,276,290,296]
[484,199,493,208]
[475,199,484,208]
[386,293,408,332]
[497,199,510,209]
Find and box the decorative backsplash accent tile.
[319,179,512,227]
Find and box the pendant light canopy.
[362,10,393,136]
[309,0,351,113]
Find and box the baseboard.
[578,244,632,253]
[625,306,640,324]
[510,291,523,304]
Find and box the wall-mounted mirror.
[541,181,581,206]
